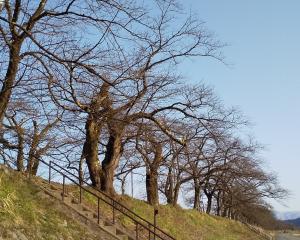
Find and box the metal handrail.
[39,159,175,240]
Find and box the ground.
[0,165,268,240]
[0,166,101,240]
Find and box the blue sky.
[179,0,300,211]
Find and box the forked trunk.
[165,168,180,206]
[83,114,102,188]
[146,142,162,205]
[165,168,174,204]
[101,132,123,195]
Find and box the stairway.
[34,177,133,240]
[1,158,175,240]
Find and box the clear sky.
[180,0,300,212]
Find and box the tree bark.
[145,142,162,205]
[216,191,222,216]
[101,131,123,195]
[173,183,180,205]
[32,157,41,175]
[82,114,102,188]
[206,193,213,214]
[193,178,201,210]
[0,45,21,125]
[121,176,126,195]
[165,168,181,206]
[16,127,24,172]
[146,166,159,205]
[165,167,175,204]
[27,124,39,174]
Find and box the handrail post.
[148,223,151,240]
[112,200,115,224]
[154,209,158,240]
[62,175,65,201]
[48,161,52,184]
[97,197,100,224]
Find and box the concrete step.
[116,234,129,240]
[116,229,129,240]
[103,225,116,235]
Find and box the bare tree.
[45,0,223,195]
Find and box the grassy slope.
[81,190,264,240]
[0,167,99,240]
[0,166,264,240]
[117,196,263,240]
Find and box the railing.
[38,159,175,240]
[243,222,274,240]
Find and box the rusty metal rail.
[39,159,175,240]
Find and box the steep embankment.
[0,165,266,240]
[86,195,266,240]
[0,166,102,240]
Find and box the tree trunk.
[216,191,221,216]
[27,148,41,176]
[146,167,159,205]
[16,129,24,172]
[32,157,40,175]
[165,170,181,206]
[27,131,39,175]
[165,167,174,204]
[173,183,180,205]
[121,176,126,195]
[193,179,201,210]
[0,45,21,125]
[222,207,228,217]
[145,142,162,205]
[206,193,213,214]
[101,132,123,195]
[83,114,102,188]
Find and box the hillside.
[0,165,109,240]
[285,218,300,228]
[95,196,266,240]
[0,165,267,240]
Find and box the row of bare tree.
[0,0,286,226]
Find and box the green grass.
[114,195,264,240]
[77,188,265,240]
[0,167,98,240]
[0,166,265,240]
